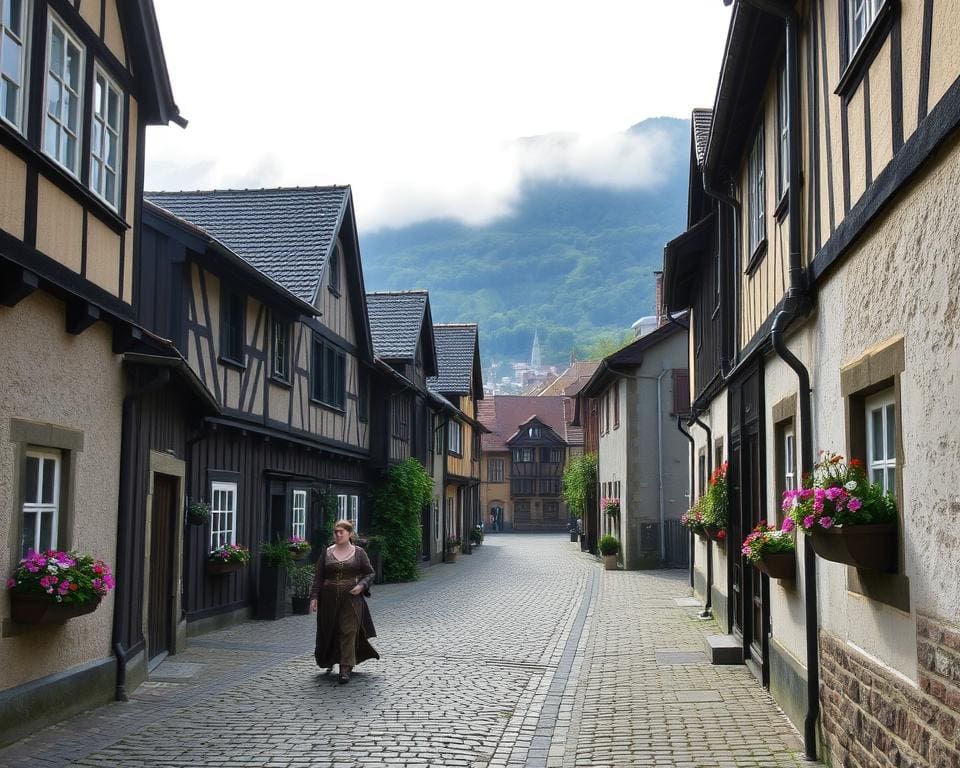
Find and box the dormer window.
[0,0,29,132]
[43,15,84,177]
[529,426,541,438]
[90,67,123,210]
[328,242,341,295]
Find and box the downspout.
[691,413,713,618]
[113,366,171,702]
[739,0,819,761]
[677,416,696,587]
[655,369,670,564]
[441,417,449,562]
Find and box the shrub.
[6,550,114,605]
[700,462,729,529]
[316,490,338,546]
[562,453,598,519]
[259,538,293,568]
[287,563,314,599]
[446,536,462,551]
[598,535,620,556]
[469,526,483,545]
[371,458,433,582]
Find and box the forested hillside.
[360,117,690,368]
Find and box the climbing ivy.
[562,452,598,520]
[315,489,338,548]
[371,458,433,582]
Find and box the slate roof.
[428,324,478,395]
[692,109,713,168]
[535,361,600,397]
[367,291,428,360]
[145,187,350,304]
[478,396,583,452]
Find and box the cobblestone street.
[0,536,810,768]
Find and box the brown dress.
[311,546,379,668]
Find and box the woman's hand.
[349,585,363,596]
[309,598,317,613]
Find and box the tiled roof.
[692,109,713,168]
[367,291,428,360]
[146,187,350,304]
[478,395,583,452]
[428,324,477,394]
[536,361,600,397]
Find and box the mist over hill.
[360,117,690,369]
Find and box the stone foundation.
[819,614,960,768]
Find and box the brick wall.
[819,617,960,768]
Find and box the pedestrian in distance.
[309,519,379,684]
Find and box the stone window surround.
[839,335,909,613]
[771,393,797,527]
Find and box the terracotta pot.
[603,554,619,570]
[755,552,796,580]
[809,523,898,572]
[207,560,244,576]
[10,592,102,625]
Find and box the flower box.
[207,561,243,576]
[10,592,102,625]
[446,550,458,563]
[809,523,897,572]
[755,552,796,580]
[704,525,727,543]
[289,549,308,561]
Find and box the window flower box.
[755,552,796,580]
[6,550,115,625]
[704,526,727,543]
[10,592,103,625]
[742,522,796,579]
[207,543,250,575]
[287,536,311,561]
[809,523,897,572]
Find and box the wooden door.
[729,439,744,638]
[148,474,177,661]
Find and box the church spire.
[531,329,542,370]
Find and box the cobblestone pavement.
[0,535,811,768]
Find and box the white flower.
[47,564,59,574]
[844,481,857,491]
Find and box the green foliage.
[287,563,314,598]
[371,458,433,582]
[260,538,294,568]
[562,453,598,519]
[316,490,338,547]
[469,526,483,545]
[700,462,729,529]
[598,535,620,556]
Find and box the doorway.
[148,473,178,664]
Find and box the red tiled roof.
[478,395,584,452]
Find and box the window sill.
[269,374,292,390]
[309,397,346,415]
[218,356,247,372]
[835,0,896,99]
[745,239,768,276]
[447,451,463,458]
[774,192,789,222]
[328,285,341,298]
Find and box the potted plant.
[601,497,620,518]
[741,521,796,579]
[680,501,708,541]
[598,535,620,570]
[469,526,484,547]
[287,536,312,560]
[288,563,314,615]
[446,536,462,562]
[207,543,250,575]
[186,499,210,526]
[783,452,898,571]
[701,462,729,542]
[256,539,294,620]
[6,550,115,625]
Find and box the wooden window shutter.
[672,369,690,415]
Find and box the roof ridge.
[367,289,429,296]
[434,322,477,328]
[145,185,351,196]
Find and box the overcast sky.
[147,1,731,232]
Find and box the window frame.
[21,447,61,556]
[43,13,85,178]
[847,0,885,61]
[209,481,237,550]
[311,335,346,410]
[291,489,307,539]
[865,389,897,495]
[488,457,504,483]
[271,316,291,382]
[747,124,766,262]
[448,420,463,456]
[89,64,123,210]
[327,241,341,295]
[776,61,789,204]
[0,0,30,134]
[219,288,246,366]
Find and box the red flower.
[716,530,727,541]
[849,458,863,468]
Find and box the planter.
[755,552,796,580]
[569,530,578,542]
[446,550,459,563]
[291,596,311,615]
[186,514,208,527]
[695,531,710,542]
[603,554,619,570]
[256,564,288,620]
[207,561,243,576]
[809,523,898,572]
[704,525,727,543]
[10,592,102,625]
[289,549,308,561]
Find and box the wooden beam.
[112,324,143,354]
[65,299,100,335]
[0,265,39,307]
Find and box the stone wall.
[819,617,960,768]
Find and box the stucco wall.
[0,292,124,691]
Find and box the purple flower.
[803,515,816,529]
[848,497,862,512]
[819,517,834,529]
[825,487,842,501]
[781,518,795,533]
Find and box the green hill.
[360,117,690,368]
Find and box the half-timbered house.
[142,186,375,634]
[0,0,184,742]
[665,2,960,763]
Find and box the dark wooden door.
[745,429,766,667]
[729,439,744,637]
[148,474,177,661]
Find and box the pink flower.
[847,497,862,512]
[781,518,795,533]
[803,515,816,529]
[5,578,15,589]
[819,517,833,529]
[825,487,842,501]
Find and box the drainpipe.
[441,416,449,562]
[113,366,171,702]
[691,413,713,618]
[677,416,696,586]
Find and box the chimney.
[654,271,665,326]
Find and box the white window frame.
[272,318,289,380]
[448,421,463,454]
[291,489,307,539]
[209,481,237,550]
[349,495,359,532]
[43,14,84,177]
[865,390,896,494]
[748,126,765,254]
[784,426,796,492]
[0,0,30,133]
[777,62,789,199]
[90,64,122,210]
[433,499,440,542]
[21,448,60,555]
[848,0,884,60]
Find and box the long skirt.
[314,583,379,668]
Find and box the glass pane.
[2,0,16,32]
[886,404,896,459]
[94,76,104,116]
[25,455,39,503]
[41,458,56,503]
[105,169,115,203]
[44,115,58,155]
[91,120,102,158]
[51,27,64,76]
[106,130,117,166]
[64,89,76,129]
[871,408,883,463]
[39,510,54,551]
[65,41,80,90]
[872,467,883,485]
[21,510,36,555]
[107,87,119,128]
[887,467,896,495]
[2,34,22,83]
[1,78,16,123]
[64,130,76,169]
[47,74,61,118]
[90,159,101,194]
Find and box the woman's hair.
[333,519,357,542]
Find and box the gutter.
[691,413,713,619]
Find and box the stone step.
[705,633,743,665]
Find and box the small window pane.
[886,467,895,494]
[21,510,36,553]
[5,0,23,35]
[872,467,883,485]
[51,27,64,74]
[871,408,883,460]
[1,79,16,122]
[39,510,54,550]
[47,75,61,117]
[41,458,56,503]
[105,170,116,203]
[108,88,119,128]
[25,455,39,503]
[65,41,80,91]
[2,34,21,82]
[64,130,76,168]
[885,404,896,459]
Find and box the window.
[776,62,789,200]
[1,0,28,132]
[603,391,610,434]
[448,421,463,455]
[613,383,620,429]
[20,449,60,556]
[337,494,359,531]
[698,452,707,500]
[511,479,536,496]
[514,499,531,521]
[542,448,562,464]
[311,336,346,409]
[543,501,559,521]
[539,479,561,497]
[392,394,410,440]
[43,15,84,177]
[512,448,534,463]
[434,415,445,454]
[848,0,884,59]
[328,242,341,294]
[472,431,480,462]
[488,458,504,483]
[528,426,541,438]
[220,289,245,364]
[291,490,307,539]
[748,126,765,255]
[672,369,690,416]
[271,318,290,381]
[433,499,440,541]
[90,66,122,209]
[784,427,796,492]
[866,390,896,494]
[210,481,237,550]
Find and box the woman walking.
[310,520,379,684]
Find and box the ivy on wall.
[562,452,597,520]
[371,458,433,582]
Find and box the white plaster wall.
[0,292,124,691]
[597,379,628,547]
[690,392,729,600]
